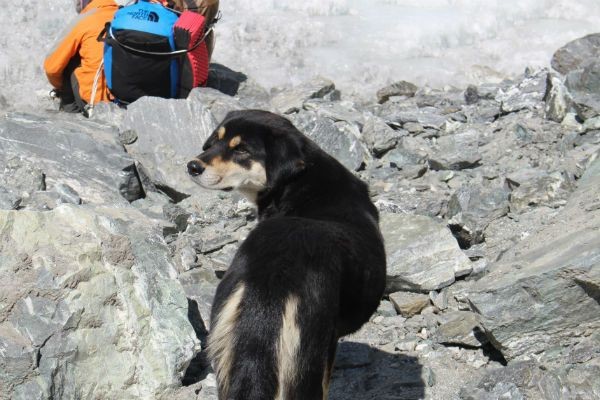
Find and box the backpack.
[101,0,209,104]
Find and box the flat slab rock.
[0,112,140,205]
[380,212,472,293]
[467,157,600,362]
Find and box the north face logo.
[127,9,160,22]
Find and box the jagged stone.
[381,213,471,293]
[467,158,600,362]
[496,69,546,114]
[376,80,418,104]
[505,169,573,212]
[389,291,430,318]
[543,73,573,123]
[290,112,366,171]
[271,77,336,114]
[429,131,482,170]
[361,114,405,156]
[0,205,198,399]
[0,112,141,204]
[464,85,479,105]
[434,311,487,348]
[447,185,510,248]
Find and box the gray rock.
[53,183,82,205]
[361,114,405,156]
[565,59,600,96]
[551,33,600,75]
[0,113,141,204]
[496,69,546,114]
[376,80,418,104]
[464,85,479,105]
[382,146,427,171]
[467,157,600,362]
[434,311,487,348]
[462,361,600,400]
[543,73,573,123]
[0,206,198,399]
[389,291,430,317]
[463,100,502,124]
[375,300,397,317]
[0,187,21,210]
[447,185,510,248]
[430,289,449,311]
[564,60,600,121]
[188,88,246,123]
[505,169,573,212]
[304,99,364,126]
[121,95,219,199]
[0,156,45,197]
[290,112,366,171]
[381,213,472,293]
[429,131,482,170]
[118,129,138,145]
[271,77,336,114]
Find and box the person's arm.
[43,24,84,90]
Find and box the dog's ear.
[264,130,306,189]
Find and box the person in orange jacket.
[44,0,118,113]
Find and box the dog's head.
[187,110,306,201]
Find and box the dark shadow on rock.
[473,326,508,366]
[329,342,427,400]
[206,63,248,97]
[182,298,211,386]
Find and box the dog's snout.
[187,160,205,176]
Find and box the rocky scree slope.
[1,37,600,399]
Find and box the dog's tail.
[208,280,338,400]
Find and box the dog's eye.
[234,147,250,156]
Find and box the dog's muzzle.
[187,160,205,176]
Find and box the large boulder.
[120,91,229,199]
[0,112,141,206]
[551,33,600,75]
[467,156,600,362]
[0,205,198,399]
[290,112,367,171]
[380,213,472,293]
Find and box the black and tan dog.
[187,110,386,400]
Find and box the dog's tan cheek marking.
[275,295,301,400]
[217,126,226,140]
[207,284,245,399]
[228,135,241,148]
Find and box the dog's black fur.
[187,110,386,400]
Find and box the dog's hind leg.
[207,283,246,399]
[321,334,338,400]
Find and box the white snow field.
[2,0,600,109]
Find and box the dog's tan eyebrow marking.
[228,136,241,148]
[217,126,226,140]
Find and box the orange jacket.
[44,0,118,104]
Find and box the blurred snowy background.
[2,0,600,110]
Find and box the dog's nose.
[187,160,205,176]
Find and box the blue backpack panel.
[103,0,180,104]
